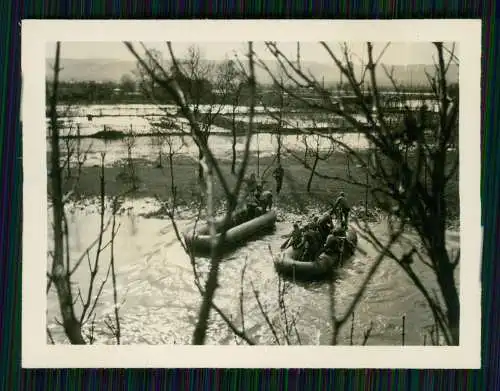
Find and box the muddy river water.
[47,199,459,346]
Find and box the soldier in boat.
[246,188,260,220]
[245,173,258,196]
[318,212,334,243]
[322,224,349,266]
[308,215,320,230]
[298,223,322,262]
[260,189,273,212]
[280,222,303,250]
[331,191,351,229]
[232,206,250,226]
[246,183,270,218]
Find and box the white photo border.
[22,19,482,369]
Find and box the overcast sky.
[46,42,458,65]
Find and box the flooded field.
[46,102,441,167]
[49,111,367,137]
[47,101,436,136]
[45,102,459,346]
[52,100,439,119]
[47,132,370,168]
[47,198,460,345]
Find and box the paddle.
[280,237,291,250]
[355,245,369,256]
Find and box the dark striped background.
[1,1,497,389]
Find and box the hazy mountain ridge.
[46,58,459,87]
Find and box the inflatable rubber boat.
[183,210,277,255]
[274,228,358,281]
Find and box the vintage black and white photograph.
[22,20,481,368]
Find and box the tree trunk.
[436,252,460,345]
[277,132,282,165]
[49,42,85,345]
[256,133,260,177]
[430,151,459,344]
[365,169,369,213]
[424,160,427,189]
[231,113,237,174]
[76,126,82,179]
[198,149,204,181]
[65,146,72,179]
[307,156,319,193]
[168,152,176,200]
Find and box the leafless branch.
[47,328,55,344]
[109,204,121,344]
[361,321,374,345]
[239,259,248,333]
[48,41,86,344]
[250,280,281,345]
[125,41,233,199]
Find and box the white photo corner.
[21,19,481,368]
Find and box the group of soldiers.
[245,174,274,218]
[242,162,286,217]
[236,167,353,263]
[281,192,351,262]
[232,173,274,225]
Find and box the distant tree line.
[45,75,158,105]
[46,71,454,108]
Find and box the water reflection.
[46,202,459,346]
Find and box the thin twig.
[361,321,374,345]
[109,204,121,344]
[250,281,281,345]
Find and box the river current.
[46,198,460,346]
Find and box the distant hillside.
[46,59,138,83]
[46,58,458,87]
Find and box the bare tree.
[48,42,85,344]
[47,42,123,345]
[59,108,76,179]
[58,119,93,195]
[74,124,92,181]
[223,60,246,175]
[185,47,240,181]
[121,41,458,347]
[299,120,336,193]
[136,45,242,182]
[130,42,321,347]
[125,41,260,345]
[134,48,168,100]
[120,125,139,191]
[257,41,460,345]
[150,113,185,169]
[273,76,288,166]
[151,130,165,168]
[130,44,311,346]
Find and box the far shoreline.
[47,127,373,140]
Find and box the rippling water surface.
[47,199,460,346]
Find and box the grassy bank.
[52,148,459,223]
